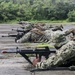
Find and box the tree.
[68,10,75,22]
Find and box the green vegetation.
[0,0,75,23]
[36,43,54,48]
[68,10,75,22]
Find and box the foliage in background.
[67,10,75,22]
[0,0,75,22]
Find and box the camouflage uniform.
[17,28,48,43]
[16,25,63,43]
[16,23,52,43]
[36,30,75,69]
[17,28,64,43]
[20,22,34,30]
[52,31,68,48]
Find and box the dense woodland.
[0,0,75,22]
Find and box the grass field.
[1,19,75,24]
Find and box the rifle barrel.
[12,29,30,33]
[2,48,56,54]
[2,34,17,37]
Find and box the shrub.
[67,10,75,22]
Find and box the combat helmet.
[52,25,63,31]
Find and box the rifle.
[2,29,30,41]
[1,32,23,42]
[2,47,75,73]
[1,46,56,65]
[12,29,30,33]
[2,33,18,37]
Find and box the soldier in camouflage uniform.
[18,21,53,31]
[16,28,48,43]
[18,21,34,31]
[17,21,61,43]
[16,25,63,43]
[32,28,75,69]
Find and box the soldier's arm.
[64,31,71,36]
[17,32,31,43]
[35,55,56,69]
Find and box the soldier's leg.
[36,41,75,69]
[17,32,31,43]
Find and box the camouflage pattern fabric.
[17,32,31,43]
[44,30,68,49]
[17,28,48,43]
[34,23,53,31]
[36,40,75,69]
[31,28,44,35]
[35,29,75,69]
[16,25,64,43]
[50,30,68,48]
[22,23,33,30]
[17,29,66,43]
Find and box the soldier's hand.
[32,58,40,66]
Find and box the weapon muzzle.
[1,51,8,54]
